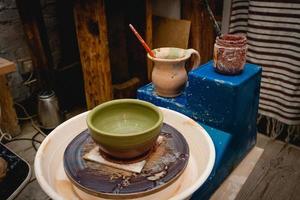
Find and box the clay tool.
[129,24,155,57]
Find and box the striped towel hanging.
[229,0,300,145]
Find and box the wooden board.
[153,16,191,49]
[74,0,112,109]
[0,58,16,76]
[236,140,300,200]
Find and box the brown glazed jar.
[213,34,247,75]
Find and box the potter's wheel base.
[35,109,215,200]
[63,123,189,198]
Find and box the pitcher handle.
[186,49,201,70]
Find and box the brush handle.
[203,0,221,36]
[129,24,155,57]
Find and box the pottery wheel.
[63,123,189,198]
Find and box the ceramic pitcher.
[148,47,200,97]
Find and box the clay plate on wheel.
[63,123,189,199]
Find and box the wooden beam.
[74,0,112,109]
[145,0,153,81]
[16,0,54,91]
[181,0,215,64]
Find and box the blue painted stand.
[137,61,262,199]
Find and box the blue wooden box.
[137,61,261,199]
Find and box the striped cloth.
[229,0,300,144]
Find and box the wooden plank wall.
[181,0,216,64]
[145,0,153,81]
[106,1,130,84]
[124,0,148,85]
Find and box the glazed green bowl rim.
[86,99,163,137]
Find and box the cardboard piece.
[153,16,191,49]
[83,146,147,173]
[83,136,164,173]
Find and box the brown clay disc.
[63,123,189,199]
[98,146,153,165]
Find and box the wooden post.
[0,58,21,136]
[145,0,153,81]
[74,0,113,109]
[16,0,54,91]
[181,0,215,64]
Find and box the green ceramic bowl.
[87,99,163,160]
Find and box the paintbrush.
[203,0,222,36]
[129,24,155,57]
